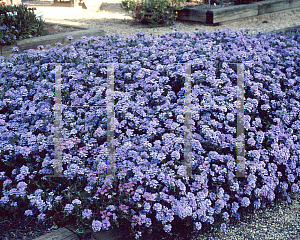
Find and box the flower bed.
[0,28,300,239]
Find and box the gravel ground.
[191,192,300,240]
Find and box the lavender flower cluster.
[0,28,300,239]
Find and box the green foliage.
[121,0,137,12]
[0,4,48,46]
[120,0,187,26]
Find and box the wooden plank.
[177,6,207,23]
[177,0,298,24]
[33,223,156,240]
[66,224,126,240]
[45,22,88,30]
[209,3,258,23]
[0,28,105,59]
[268,24,300,35]
[258,0,290,15]
[218,5,300,24]
[33,227,79,240]
[289,0,300,8]
[66,223,157,240]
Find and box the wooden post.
[10,0,21,5]
[71,0,79,8]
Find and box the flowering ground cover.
[0,28,300,239]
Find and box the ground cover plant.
[0,28,300,239]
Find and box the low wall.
[177,0,300,24]
[0,26,106,59]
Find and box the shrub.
[0,3,47,46]
[0,28,300,239]
[121,0,186,26]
